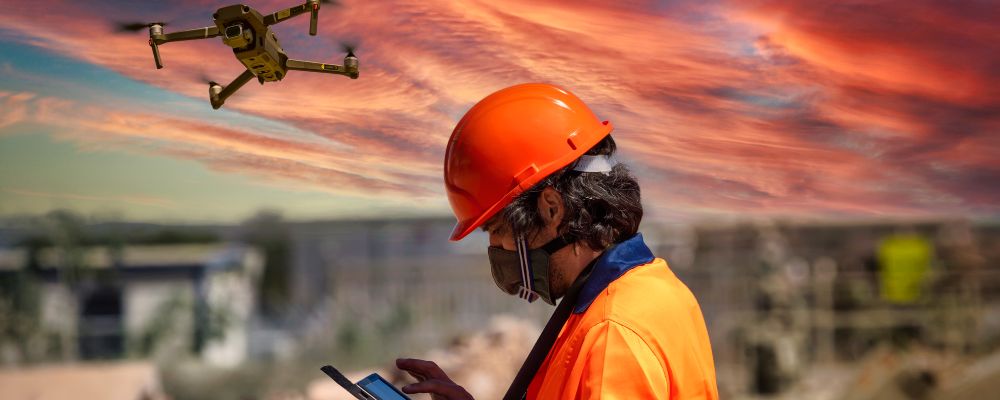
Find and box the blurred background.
[1,0,997,399]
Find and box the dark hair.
[499,136,643,250]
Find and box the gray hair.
[499,136,643,250]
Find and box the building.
[0,243,262,367]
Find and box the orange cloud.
[722,0,999,214]
[731,0,998,104]
[1,0,996,218]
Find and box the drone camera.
[223,23,253,48]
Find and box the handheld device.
[321,365,412,400]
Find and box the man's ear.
[538,187,564,231]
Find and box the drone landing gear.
[149,25,221,69]
[209,69,256,109]
[263,0,324,36]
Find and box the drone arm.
[264,0,321,36]
[153,26,221,45]
[263,3,311,25]
[285,58,359,79]
[210,69,256,109]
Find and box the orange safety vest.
[527,234,718,399]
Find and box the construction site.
[0,0,996,398]
[1,214,998,400]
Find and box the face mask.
[487,235,572,305]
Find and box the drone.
[119,0,358,109]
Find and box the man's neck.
[567,245,603,284]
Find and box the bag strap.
[502,263,595,400]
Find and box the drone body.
[131,0,358,109]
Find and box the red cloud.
[1,0,996,218]
[731,0,998,104]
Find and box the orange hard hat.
[444,83,614,241]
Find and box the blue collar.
[573,233,655,314]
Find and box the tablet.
[358,373,412,400]
[321,365,411,400]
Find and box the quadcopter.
[120,0,358,109]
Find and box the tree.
[240,210,292,317]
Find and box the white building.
[0,244,261,367]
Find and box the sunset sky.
[0,0,996,223]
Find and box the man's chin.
[549,289,566,304]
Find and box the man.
[397,83,718,399]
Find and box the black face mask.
[487,235,572,305]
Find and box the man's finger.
[395,358,448,380]
[402,369,426,382]
[401,379,466,397]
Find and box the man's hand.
[395,358,474,400]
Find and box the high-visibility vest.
[527,234,718,399]
[878,233,933,304]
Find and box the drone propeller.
[116,21,168,32]
[195,73,221,87]
[340,41,359,57]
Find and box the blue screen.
[358,374,409,400]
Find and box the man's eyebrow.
[481,217,498,232]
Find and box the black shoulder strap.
[502,263,594,400]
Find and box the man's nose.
[488,233,516,251]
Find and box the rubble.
[0,361,164,400]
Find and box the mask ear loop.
[515,235,539,302]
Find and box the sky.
[0,0,997,224]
